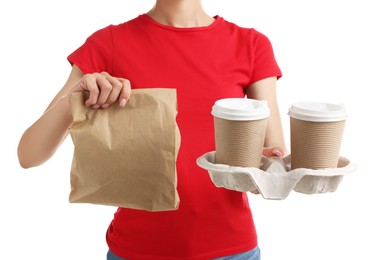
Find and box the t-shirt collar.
[139,13,222,32]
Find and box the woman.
[18,0,287,259]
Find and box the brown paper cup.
[288,102,347,170]
[290,118,345,169]
[214,117,268,167]
[212,98,270,168]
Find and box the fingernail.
[119,99,127,107]
[272,149,283,158]
[101,104,109,109]
[92,104,100,109]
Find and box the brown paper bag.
[68,88,180,212]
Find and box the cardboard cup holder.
[196,151,356,200]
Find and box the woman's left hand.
[262,147,285,158]
[250,147,286,194]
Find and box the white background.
[1,0,374,259]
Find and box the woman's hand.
[70,71,131,109]
[250,147,286,195]
[17,66,132,168]
[262,147,285,158]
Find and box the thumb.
[118,78,131,107]
[262,147,284,158]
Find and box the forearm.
[246,77,287,154]
[264,100,287,153]
[17,64,132,169]
[17,95,72,168]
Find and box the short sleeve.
[248,29,282,85]
[67,25,114,74]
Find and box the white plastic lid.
[288,101,347,122]
[211,98,270,121]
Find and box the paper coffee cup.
[288,101,347,170]
[212,98,270,168]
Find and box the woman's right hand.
[70,71,132,109]
[18,66,132,168]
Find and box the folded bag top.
[68,88,180,212]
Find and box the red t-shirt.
[68,14,281,260]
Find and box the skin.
[246,77,287,158]
[17,0,287,169]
